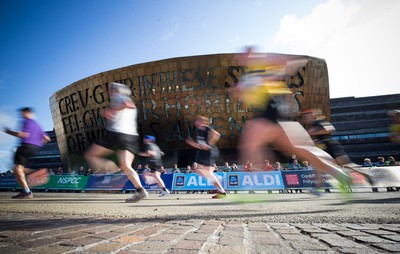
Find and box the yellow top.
[241,58,291,108]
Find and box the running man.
[186,115,227,198]
[302,109,374,185]
[84,82,148,203]
[3,107,50,199]
[235,47,351,192]
[139,135,170,197]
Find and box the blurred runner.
[235,47,351,194]
[84,82,147,203]
[302,109,375,185]
[139,135,170,197]
[3,107,50,199]
[186,115,227,198]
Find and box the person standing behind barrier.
[84,82,147,203]
[139,135,170,197]
[263,160,273,171]
[172,164,181,173]
[3,107,50,199]
[186,115,227,199]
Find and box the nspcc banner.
[171,173,225,191]
[226,172,284,190]
[25,175,89,190]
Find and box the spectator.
[85,168,93,176]
[244,161,254,172]
[172,164,180,173]
[142,164,151,173]
[160,166,167,174]
[220,162,232,172]
[78,166,85,175]
[48,169,55,176]
[374,157,385,167]
[56,167,63,175]
[231,163,238,172]
[273,162,285,193]
[385,156,398,166]
[302,161,313,170]
[263,160,273,171]
[135,164,143,174]
[289,159,302,170]
[363,158,374,167]
[274,162,283,171]
[186,165,193,173]
[212,163,221,172]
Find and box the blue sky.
[0,0,399,172]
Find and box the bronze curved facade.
[50,53,330,167]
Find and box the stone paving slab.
[0,212,399,253]
[1,191,399,253]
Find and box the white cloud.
[271,0,400,98]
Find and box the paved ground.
[0,190,399,253]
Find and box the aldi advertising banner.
[226,172,285,190]
[6,166,400,192]
[171,173,226,191]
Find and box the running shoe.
[159,189,170,197]
[337,175,353,202]
[11,191,33,199]
[212,192,227,199]
[125,189,148,203]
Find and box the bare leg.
[196,165,225,192]
[239,118,281,166]
[84,144,118,173]
[117,150,143,189]
[13,164,29,191]
[151,171,166,189]
[240,119,350,184]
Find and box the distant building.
[26,130,62,172]
[49,53,330,168]
[330,94,400,163]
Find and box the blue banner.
[171,173,225,191]
[125,173,174,191]
[0,176,17,189]
[281,170,337,188]
[85,174,130,190]
[226,172,285,190]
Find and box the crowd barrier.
[0,167,399,192]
